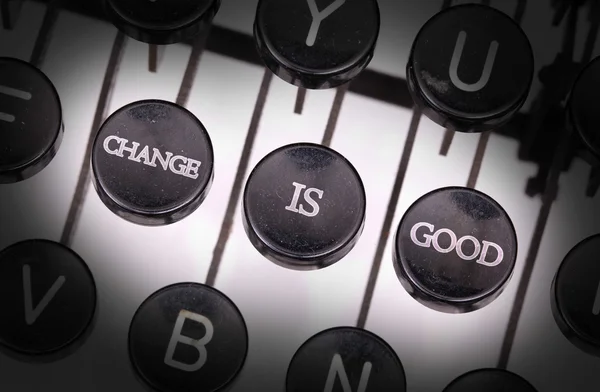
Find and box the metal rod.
[205,69,273,287]
[60,32,127,247]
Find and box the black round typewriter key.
[569,57,600,159]
[104,0,220,45]
[407,4,534,133]
[254,0,380,89]
[0,240,97,362]
[443,369,537,391]
[128,282,248,392]
[286,327,406,392]
[0,57,63,184]
[91,100,214,226]
[242,143,366,270]
[551,234,600,358]
[393,187,517,313]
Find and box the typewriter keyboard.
[0,0,599,391]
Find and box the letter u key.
[449,31,499,92]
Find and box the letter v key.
[23,264,66,325]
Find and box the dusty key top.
[551,234,600,358]
[128,282,248,392]
[407,4,534,133]
[254,0,380,89]
[91,99,214,226]
[568,56,600,159]
[286,327,406,392]
[393,186,518,313]
[104,0,221,44]
[0,240,97,362]
[0,57,63,184]
[443,369,538,391]
[242,142,366,270]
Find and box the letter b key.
[128,283,248,391]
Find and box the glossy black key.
[104,0,221,45]
[91,100,214,226]
[242,143,366,270]
[129,282,248,392]
[286,327,406,392]
[569,56,600,159]
[393,187,517,313]
[0,57,63,183]
[407,4,534,133]
[443,369,538,391]
[0,240,97,362]
[551,234,600,358]
[254,0,380,89]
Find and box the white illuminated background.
[0,0,599,391]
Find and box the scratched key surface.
[1,0,600,391]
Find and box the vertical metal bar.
[439,130,454,156]
[30,0,60,67]
[1,0,23,30]
[321,83,349,147]
[497,127,573,368]
[176,25,212,107]
[581,1,599,64]
[148,44,163,73]
[294,88,307,114]
[356,108,422,328]
[466,131,491,188]
[586,164,600,198]
[205,69,273,287]
[514,0,527,24]
[60,32,127,247]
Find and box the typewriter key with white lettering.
[242,143,366,270]
[393,187,517,313]
[286,327,406,392]
[128,282,248,392]
[551,234,600,358]
[407,4,534,133]
[443,369,538,392]
[254,0,380,89]
[91,100,214,226]
[104,0,221,45]
[0,57,63,183]
[0,240,97,362]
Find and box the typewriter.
[0,0,599,390]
